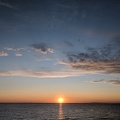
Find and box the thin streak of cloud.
[0,69,95,78]
[5,48,14,51]
[15,53,22,56]
[0,2,14,9]
[92,79,120,86]
[64,41,73,47]
[16,48,25,51]
[60,60,120,74]
[107,80,120,85]
[35,58,51,62]
[92,79,105,83]
[5,47,25,51]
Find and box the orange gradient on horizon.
[0,92,120,103]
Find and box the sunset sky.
[0,0,120,103]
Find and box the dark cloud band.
[61,41,120,74]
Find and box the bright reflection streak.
[58,103,63,119]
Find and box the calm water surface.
[0,103,120,120]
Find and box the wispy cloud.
[0,51,8,56]
[16,48,25,51]
[0,2,14,9]
[60,60,120,74]
[107,80,120,85]
[5,47,25,57]
[92,79,105,83]
[31,43,54,54]
[92,79,120,86]
[15,53,22,56]
[64,41,73,47]
[5,47,25,51]
[35,58,51,62]
[5,48,14,51]
[0,69,93,78]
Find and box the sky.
[0,0,120,103]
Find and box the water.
[0,103,120,120]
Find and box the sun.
[58,97,64,103]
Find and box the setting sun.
[58,98,64,103]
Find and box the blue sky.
[0,0,120,103]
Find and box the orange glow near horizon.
[58,97,64,103]
[0,92,120,103]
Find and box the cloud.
[107,80,120,85]
[0,51,8,56]
[92,79,120,86]
[64,41,73,47]
[92,79,106,83]
[60,60,120,73]
[5,48,24,56]
[15,53,22,56]
[0,2,14,9]
[16,48,25,51]
[5,48,14,51]
[0,69,92,78]
[60,39,120,74]
[91,79,106,83]
[35,58,51,62]
[31,43,54,54]
[5,47,25,51]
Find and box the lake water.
[0,103,120,120]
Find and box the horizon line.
[0,102,120,104]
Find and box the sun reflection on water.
[58,103,64,119]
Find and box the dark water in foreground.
[0,103,120,120]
